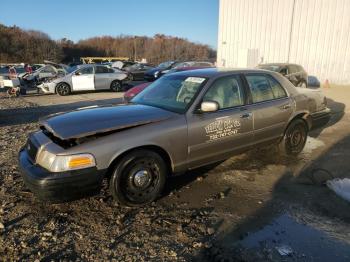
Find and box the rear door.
[71,66,94,91]
[186,74,254,168]
[244,74,293,145]
[94,66,112,90]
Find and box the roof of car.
[169,67,275,78]
[259,63,300,67]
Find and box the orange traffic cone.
[324,79,330,88]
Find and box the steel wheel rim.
[121,158,161,203]
[287,124,306,153]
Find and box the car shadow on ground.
[309,98,345,138]
[193,133,350,261]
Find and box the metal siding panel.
[217,0,350,83]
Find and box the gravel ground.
[1,87,350,261]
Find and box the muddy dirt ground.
[1,86,350,261]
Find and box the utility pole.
[287,0,296,63]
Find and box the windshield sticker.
[205,117,241,141]
[185,77,205,84]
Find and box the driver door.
[186,74,254,168]
[72,66,94,91]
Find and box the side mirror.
[75,71,81,76]
[200,101,219,113]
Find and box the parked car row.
[2,59,320,98]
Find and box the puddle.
[303,137,325,154]
[240,213,350,261]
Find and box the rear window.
[267,76,287,99]
[95,66,110,74]
[246,74,287,103]
[246,75,274,103]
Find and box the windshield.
[173,62,192,68]
[132,75,207,113]
[257,65,281,72]
[157,61,173,69]
[67,66,78,73]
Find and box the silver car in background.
[39,64,128,95]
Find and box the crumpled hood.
[40,104,174,140]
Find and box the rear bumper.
[19,149,105,202]
[311,107,331,129]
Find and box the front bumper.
[311,107,331,129]
[19,149,105,202]
[37,82,56,94]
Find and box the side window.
[246,75,274,103]
[280,67,288,75]
[95,66,109,74]
[203,76,244,109]
[108,68,114,73]
[267,77,287,99]
[78,67,93,75]
[41,66,56,73]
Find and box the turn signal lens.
[68,156,94,169]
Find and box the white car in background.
[39,64,128,95]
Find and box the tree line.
[0,24,216,65]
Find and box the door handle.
[281,104,291,110]
[240,112,252,119]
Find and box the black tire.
[56,83,71,96]
[110,80,122,92]
[278,119,308,156]
[109,150,167,207]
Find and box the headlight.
[36,149,96,172]
[154,71,159,77]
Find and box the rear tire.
[110,80,122,92]
[56,83,71,96]
[109,150,167,207]
[278,119,308,156]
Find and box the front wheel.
[109,150,167,207]
[110,80,122,92]
[56,83,71,96]
[278,119,308,156]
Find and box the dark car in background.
[144,61,177,81]
[123,63,154,81]
[257,63,308,88]
[123,66,215,102]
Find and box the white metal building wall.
[217,0,350,84]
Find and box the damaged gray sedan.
[19,68,330,206]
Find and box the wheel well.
[288,113,311,131]
[106,145,173,178]
[55,82,71,93]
